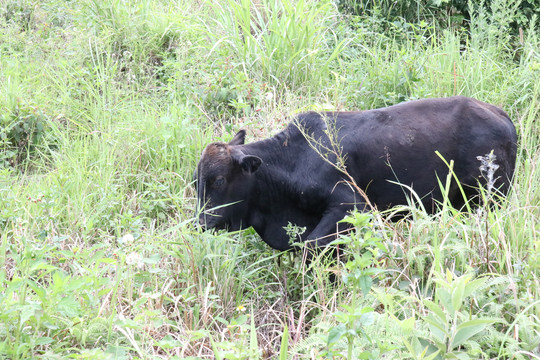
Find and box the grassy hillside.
[0,0,538,358]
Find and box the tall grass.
[0,0,539,358]
[205,0,346,89]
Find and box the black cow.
[195,96,517,251]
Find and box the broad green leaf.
[423,300,447,323]
[188,329,209,341]
[359,275,373,295]
[396,316,415,335]
[464,278,487,297]
[26,279,46,301]
[156,335,182,349]
[5,278,24,294]
[279,325,289,360]
[447,351,471,359]
[333,311,348,323]
[330,238,350,245]
[456,318,500,330]
[438,288,455,316]
[30,261,57,274]
[452,277,466,312]
[42,321,59,330]
[328,324,346,346]
[423,315,448,343]
[359,306,375,315]
[359,311,375,326]
[418,338,443,358]
[424,349,442,360]
[446,268,453,283]
[214,316,229,326]
[359,350,374,359]
[363,268,385,276]
[115,318,139,329]
[451,319,498,349]
[401,338,417,358]
[57,296,82,318]
[35,337,53,345]
[19,304,41,325]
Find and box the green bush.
[337,0,539,32]
[2,0,35,31]
[196,59,269,120]
[0,102,55,169]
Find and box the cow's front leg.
[304,203,355,249]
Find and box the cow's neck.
[239,135,308,249]
[240,131,302,208]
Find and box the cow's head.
[195,130,262,231]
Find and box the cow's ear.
[239,155,262,175]
[231,149,261,175]
[229,130,246,145]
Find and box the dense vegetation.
[0,0,538,358]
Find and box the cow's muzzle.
[197,210,224,231]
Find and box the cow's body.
[195,97,517,251]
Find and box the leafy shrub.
[0,102,56,169]
[400,271,536,360]
[2,0,35,31]
[337,0,539,32]
[196,59,269,120]
[2,0,75,35]
[325,212,390,358]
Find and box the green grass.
[0,0,539,358]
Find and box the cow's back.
[295,96,516,211]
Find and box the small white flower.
[265,92,273,101]
[121,233,134,245]
[126,252,143,268]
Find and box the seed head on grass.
[477,151,500,196]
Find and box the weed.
[0,102,56,170]
[325,213,388,359]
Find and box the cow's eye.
[213,176,225,188]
